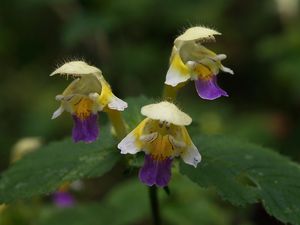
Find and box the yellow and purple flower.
[118,101,201,187]
[51,61,127,143]
[165,26,234,100]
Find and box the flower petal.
[52,106,64,119]
[165,52,190,87]
[174,26,221,47]
[180,127,201,167]
[139,155,172,187]
[117,118,149,154]
[181,143,201,168]
[108,96,128,111]
[50,61,101,76]
[72,114,99,143]
[195,76,228,100]
[141,101,192,126]
[53,192,75,208]
[117,132,140,154]
[220,65,234,74]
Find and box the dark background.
[0,0,299,224]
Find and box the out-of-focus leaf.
[38,180,149,225]
[163,174,232,225]
[0,126,119,204]
[38,177,233,225]
[181,135,300,225]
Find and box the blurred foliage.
[0,177,236,225]
[1,0,300,224]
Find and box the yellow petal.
[165,51,191,87]
[141,101,192,126]
[118,118,150,154]
[175,26,221,47]
[50,61,101,76]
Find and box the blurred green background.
[0,0,300,224]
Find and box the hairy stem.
[162,83,186,101]
[106,109,127,139]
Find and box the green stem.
[162,83,186,102]
[149,186,161,225]
[106,109,127,140]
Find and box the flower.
[53,191,75,208]
[51,61,127,143]
[165,26,234,100]
[118,101,201,187]
[53,182,75,208]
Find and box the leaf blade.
[0,127,119,203]
[180,135,300,225]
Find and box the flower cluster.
[51,26,232,187]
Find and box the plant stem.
[106,109,127,140]
[149,186,161,225]
[162,83,186,101]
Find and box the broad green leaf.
[0,95,153,204]
[0,126,119,204]
[181,135,300,225]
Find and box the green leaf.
[38,180,149,225]
[0,126,119,204]
[181,135,300,225]
[163,174,232,225]
[0,95,153,204]
[37,177,232,225]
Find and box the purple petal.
[139,155,173,187]
[72,114,99,143]
[195,76,228,100]
[53,192,75,208]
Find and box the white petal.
[220,65,234,74]
[181,144,201,167]
[117,132,140,154]
[165,67,190,87]
[55,95,64,101]
[169,135,186,148]
[174,26,221,47]
[108,96,128,111]
[214,54,227,61]
[51,106,64,119]
[50,61,101,76]
[141,101,192,126]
